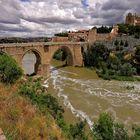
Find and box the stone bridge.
[0,42,88,76]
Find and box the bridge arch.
[0,42,84,77]
[22,49,42,75]
[50,46,74,66]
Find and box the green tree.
[93,113,130,140]
[55,32,68,37]
[114,123,129,140]
[0,53,22,84]
[134,33,140,39]
[134,47,140,62]
[93,113,114,140]
[120,40,124,46]
[118,24,129,34]
[69,121,87,140]
[134,46,140,73]
[131,125,140,140]
[124,40,129,47]
[118,63,136,76]
[84,44,110,68]
[114,40,119,46]
[96,26,112,33]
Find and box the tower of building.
[125,13,140,26]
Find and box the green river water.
[23,53,140,129]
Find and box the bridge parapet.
[0,42,88,48]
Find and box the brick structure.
[68,26,118,43]
[68,30,89,42]
[52,37,69,42]
[125,13,140,26]
[0,42,87,77]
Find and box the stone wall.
[0,42,84,77]
[68,30,89,42]
[52,37,69,42]
[88,26,118,43]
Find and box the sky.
[0,0,140,37]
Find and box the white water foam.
[44,67,94,129]
[44,66,140,129]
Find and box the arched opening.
[51,46,74,71]
[22,50,41,76]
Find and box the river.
[47,60,140,129]
[23,54,140,129]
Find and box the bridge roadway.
[0,42,88,48]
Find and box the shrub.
[93,113,114,140]
[114,40,119,46]
[19,78,90,139]
[113,123,129,140]
[131,125,140,140]
[120,40,124,46]
[134,34,140,39]
[54,32,68,37]
[0,53,22,84]
[69,121,87,140]
[124,40,129,47]
[19,78,64,119]
[84,43,110,68]
[119,63,136,76]
[133,46,140,73]
[93,113,129,140]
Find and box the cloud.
[0,0,21,24]
[0,0,139,37]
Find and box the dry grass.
[0,81,67,140]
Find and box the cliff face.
[0,82,66,140]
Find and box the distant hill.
[0,37,51,43]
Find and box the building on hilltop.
[125,13,140,26]
[51,26,119,43]
[68,30,89,42]
[68,26,118,43]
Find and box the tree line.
[118,24,140,38]
[83,43,140,81]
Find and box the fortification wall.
[88,25,118,43]
[52,37,69,42]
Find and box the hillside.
[0,81,66,140]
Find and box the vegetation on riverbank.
[83,43,140,81]
[0,53,90,140]
[1,53,140,139]
[0,81,67,140]
[53,48,67,61]
[92,113,140,140]
[0,53,22,84]
[19,78,90,140]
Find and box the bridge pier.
[34,64,49,77]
